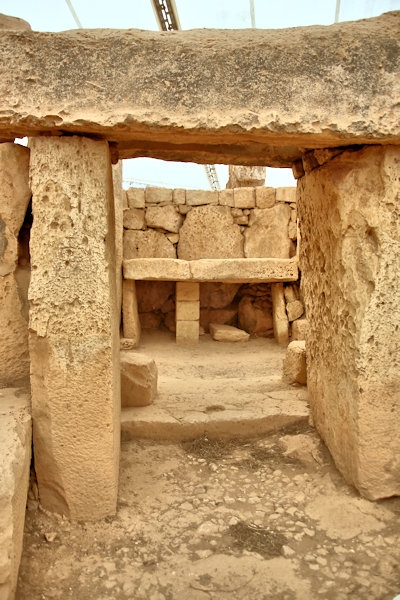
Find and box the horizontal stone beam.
[123,257,298,282]
[0,12,399,165]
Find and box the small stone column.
[298,145,400,500]
[29,136,120,520]
[0,143,31,385]
[176,282,200,344]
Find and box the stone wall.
[123,186,297,261]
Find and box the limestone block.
[0,143,31,386]
[276,187,297,203]
[145,187,172,204]
[244,204,292,258]
[286,299,304,322]
[166,233,179,244]
[234,187,255,209]
[178,205,192,215]
[123,208,145,230]
[120,352,157,407]
[29,136,120,520]
[122,189,128,209]
[112,161,123,329]
[176,320,199,344]
[298,145,400,499]
[176,281,199,302]
[145,205,183,233]
[284,284,298,303]
[227,166,266,188]
[288,221,297,240]
[200,282,240,309]
[291,318,308,341]
[176,300,199,321]
[271,283,289,345]
[218,189,234,207]
[122,279,141,345]
[173,188,186,205]
[255,187,276,209]
[127,187,145,209]
[282,341,307,385]
[189,257,298,283]
[200,307,237,332]
[292,160,305,180]
[238,295,273,337]
[124,258,191,281]
[178,206,244,260]
[0,389,31,600]
[209,323,250,343]
[124,229,176,259]
[0,14,31,30]
[186,190,218,206]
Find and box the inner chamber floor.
[121,330,309,441]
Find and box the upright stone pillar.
[298,145,400,500]
[0,143,31,386]
[29,136,120,520]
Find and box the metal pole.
[249,0,256,28]
[65,0,83,28]
[335,0,341,23]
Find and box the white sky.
[6,0,400,189]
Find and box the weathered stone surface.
[120,352,157,407]
[176,300,199,321]
[146,187,172,205]
[112,161,123,329]
[124,229,176,259]
[186,190,218,206]
[238,296,273,337]
[209,323,250,343]
[145,205,183,233]
[123,208,145,230]
[255,187,276,209]
[298,145,400,500]
[29,136,120,520]
[2,15,399,164]
[276,187,296,203]
[0,388,31,600]
[271,283,289,345]
[227,166,266,188]
[136,281,175,313]
[244,204,291,258]
[200,282,240,309]
[286,299,304,322]
[173,189,186,205]
[126,187,145,209]
[284,284,298,303]
[176,281,199,302]
[218,189,234,207]
[291,318,308,341]
[233,188,255,209]
[0,13,31,30]
[178,206,244,260]
[122,279,141,345]
[200,308,237,332]
[176,320,199,344]
[0,143,31,386]
[282,341,307,385]
[124,258,191,281]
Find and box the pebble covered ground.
[17,423,400,600]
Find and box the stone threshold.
[123,257,298,283]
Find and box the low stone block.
[176,300,199,321]
[234,187,255,209]
[286,299,304,322]
[218,189,234,207]
[176,320,199,344]
[173,189,186,205]
[276,187,296,203]
[123,208,145,230]
[209,323,250,342]
[146,187,172,204]
[176,281,199,302]
[120,352,158,407]
[124,229,176,259]
[145,205,183,233]
[227,165,266,188]
[291,318,309,341]
[282,341,307,385]
[126,187,145,209]
[0,388,31,600]
[124,258,191,281]
[255,187,276,209]
[271,283,289,345]
[186,189,218,206]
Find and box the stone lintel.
[0,13,399,165]
[123,258,298,283]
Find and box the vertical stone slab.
[122,279,141,345]
[176,282,200,344]
[112,161,123,328]
[29,136,120,520]
[271,283,289,345]
[0,143,31,385]
[298,145,400,500]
